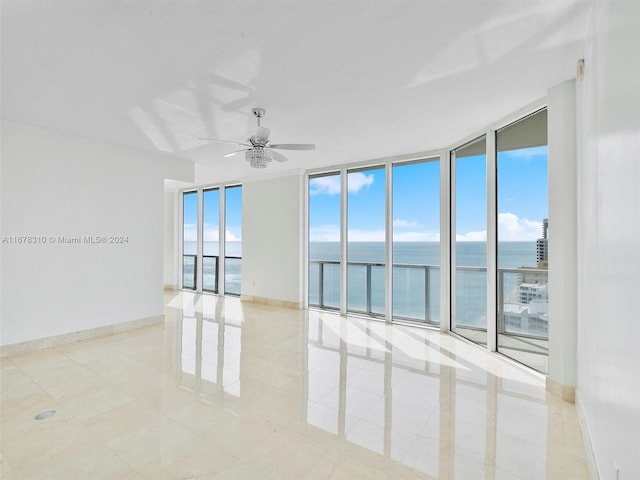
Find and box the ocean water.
[308,241,540,325]
[183,241,542,325]
[309,241,536,268]
[183,242,242,293]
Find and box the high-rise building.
[536,218,549,264]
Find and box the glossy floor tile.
[0,292,591,479]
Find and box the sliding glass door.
[224,185,243,296]
[202,188,219,293]
[181,184,242,296]
[347,166,386,316]
[182,191,198,290]
[451,136,487,345]
[392,159,440,324]
[305,106,550,375]
[308,172,341,309]
[496,109,548,373]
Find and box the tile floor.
[0,292,591,479]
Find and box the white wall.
[548,80,578,394]
[241,174,303,305]
[163,191,178,288]
[576,0,640,478]
[0,121,193,346]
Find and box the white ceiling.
[1,0,591,183]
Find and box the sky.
[310,146,548,242]
[184,145,548,244]
[183,185,242,244]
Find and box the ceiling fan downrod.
[252,107,266,127]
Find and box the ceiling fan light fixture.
[246,147,272,168]
[200,107,315,168]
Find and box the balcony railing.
[182,254,242,295]
[497,267,548,339]
[224,256,242,296]
[203,255,219,293]
[309,260,548,337]
[183,254,197,290]
[309,260,441,322]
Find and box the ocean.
[183,241,542,326]
[183,241,242,294]
[308,241,538,325]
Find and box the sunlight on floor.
[0,292,590,479]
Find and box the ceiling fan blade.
[209,73,252,93]
[269,143,316,151]
[221,95,254,112]
[270,150,289,163]
[199,137,251,147]
[222,149,250,158]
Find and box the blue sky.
[184,146,548,243]
[310,146,548,242]
[183,186,242,243]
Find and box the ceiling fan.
[199,108,316,168]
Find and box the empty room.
[1,1,639,479]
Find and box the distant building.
[536,218,548,265]
[519,283,548,304]
[503,283,548,335]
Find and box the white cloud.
[225,229,240,242]
[183,223,197,242]
[347,229,386,242]
[311,225,439,242]
[310,225,340,242]
[393,219,421,228]
[310,176,340,195]
[394,231,440,242]
[348,172,374,194]
[498,212,542,241]
[184,224,239,242]
[203,224,219,241]
[454,213,542,241]
[456,230,487,241]
[309,172,375,196]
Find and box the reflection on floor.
[0,292,590,479]
[454,326,549,374]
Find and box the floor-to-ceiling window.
[496,109,548,373]
[202,188,220,293]
[304,104,549,376]
[181,184,242,296]
[308,172,341,309]
[347,166,386,316]
[182,191,198,290]
[392,158,440,324]
[224,185,243,296]
[451,136,487,345]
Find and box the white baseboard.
[0,314,164,358]
[575,390,600,480]
[240,294,301,310]
[546,377,576,403]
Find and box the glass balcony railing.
[453,265,488,331]
[182,254,197,290]
[309,260,340,309]
[394,263,440,323]
[309,260,548,340]
[309,260,441,323]
[224,256,242,296]
[348,262,386,316]
[497,267,548,339]
[182,254,242,295]
[203,255,219,293]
